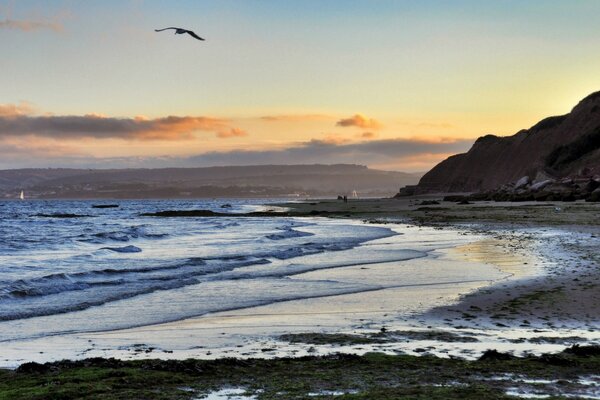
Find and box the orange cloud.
[359,132,377,139]
[216,128,248,138]
[0,19,63,32]
[336,114,382,130]
[407,136,465,144]
[0,105,243,141]
[320,134,351,145]
[260,114,332,122]
[0,102,34,117]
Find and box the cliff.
[414,91,600,194]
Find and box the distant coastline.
[0,164,422,200]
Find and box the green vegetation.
[1,346,599,399]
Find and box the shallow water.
[0,199,559,368]
[0,199,466,341]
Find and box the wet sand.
[283,197,600,327]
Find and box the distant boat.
[19,191,24,200]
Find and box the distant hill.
[0,164,422,199]
[410,91,600,194]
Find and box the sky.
[2,0,600,172]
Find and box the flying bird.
[155,27,205,41]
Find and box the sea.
[0,199,506,351]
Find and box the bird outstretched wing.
[185,30,205,41]
[155,27,178,32]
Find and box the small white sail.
[19,190,24,200]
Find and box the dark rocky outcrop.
[443,175,600,203]
[409,91,600,194]
[92,204,119,208]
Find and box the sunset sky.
[2,0,600,171]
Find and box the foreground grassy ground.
[1,346,598,399]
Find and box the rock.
[16,362,52,374]
[417,200,440,205]
[510,193,535,202]
[443,195,467,202]
[532,191,551,201]
[584,179,600,193]
[560,177,574,185]
[578,167,592,177]
[587,188,600,202]
[34,213,90,218]
[544,183,574,194]
[394,185,417,197]
[533,170,556,184]
[514,176,530,189]
[563,344,600,357]
[560,192,577,202]
[530,179,553,191]
[478,349,516,361]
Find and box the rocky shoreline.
[441,172,600,203]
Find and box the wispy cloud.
[186,137,473,171]
[216,128,248,138]
[358,132,377,139]
[320,134,351,145]
[180,137,473,167]
[0,137,474,171]
[0,106,246,141]
[336,114,382,130]
[0,18,63,32]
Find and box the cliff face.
[415,91,600,193]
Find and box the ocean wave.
[78,225,169,244]
[0,201,399,324]
[0,273,126,300]
[0,255,271,305]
